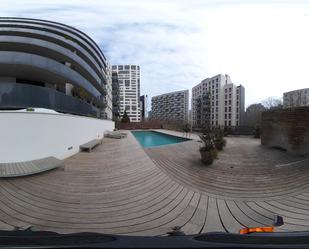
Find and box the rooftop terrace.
[0,130,309,235]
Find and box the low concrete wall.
[0,111,114,163]
[261,107,309,156]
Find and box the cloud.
[0,0,309,108]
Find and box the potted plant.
[253,126,261,138]
[199,133,217,165]
[214,129,226,150]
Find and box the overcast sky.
[0,0,308,108]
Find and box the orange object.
[239,227,274,234]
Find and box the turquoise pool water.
[132,131,190,148]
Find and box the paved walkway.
[0,130,309,235]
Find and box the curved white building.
[0,17,110,118]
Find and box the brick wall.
[116,120,162,130]
[261,107,309,156]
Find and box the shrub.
[26,107,34,112]
[253,126,261,138]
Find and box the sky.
[0,0,309,108]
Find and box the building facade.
[283,88,309,108]
[192,74,245,128]
[139,95,148,120]
[151,90,189,124]
[112,65,140,122]
[0,17,110,118]
[111,71,120,120]
[101,64,113,119]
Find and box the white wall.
[0,112,114,163]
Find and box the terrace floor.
[1,130,309,235]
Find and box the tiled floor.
[0,130,309,235]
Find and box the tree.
[121,110,130,123]
[262,97,283,110]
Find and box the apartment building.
[283,88,309,108]
[111,71,120,120]
[0,18,109,118]
[151,90,189,123]
[192,74,245,128]
[112,65,140,122]
[140,95,148,120]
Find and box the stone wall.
[261,107,309,156]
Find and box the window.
[216,95,218,99]
[225,120,227,126]
[125,80,130,86]
[229,106,231,112]
[225,107,227,112]
[229,114,231,119]
[112,65,117,70]
[216,89,218,93]
[229,100,231,105]
[229,120,231,126]
[229,94,231,98]
[118,65,123,70]
[225,114,227,119]
[125,65,130,70]
[216,101,218,105]
[131,65,136,70]
[229,88,232,92]
[225,95,227,99]
[225,89,227,93]
[225,101,227,105]
[216,78,218,82]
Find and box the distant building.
[111,71,120,120]
[192,74,245,128]
[112,65,140,122]
[244,103,266,127]
[151,90,189,124]
[140,95,148,120]
[148,111,152,119]
[283,88,309,108]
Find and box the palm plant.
[214,128,226,150]
[199,132,217,165]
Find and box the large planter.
[215,141,223,151]
[214,139,226,151]
[200,149,215,165]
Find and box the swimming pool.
[132,130,190,148]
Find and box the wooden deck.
[0,130,309,235]
[0,157,63,178]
